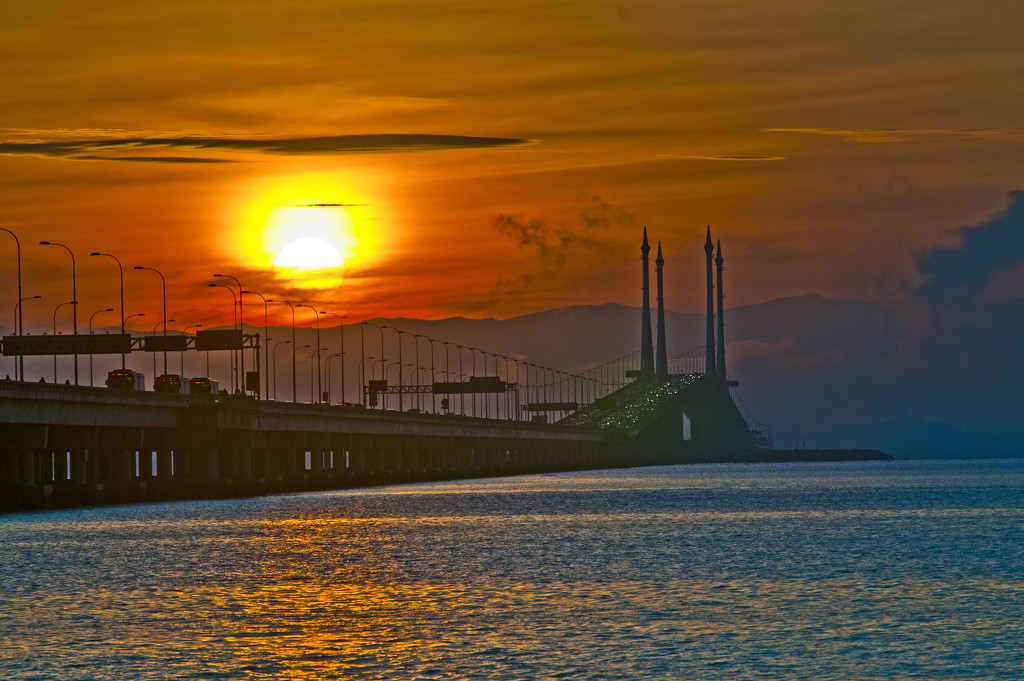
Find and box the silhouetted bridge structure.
[1,369,764,511]
[5,228,865,512]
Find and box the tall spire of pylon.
[716,240,726,380]
[704,226,716,377]
[640,227,655,378]
[655,241,668,377]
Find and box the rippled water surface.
[2,459,1022,679]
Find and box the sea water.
[1,459,1022,680]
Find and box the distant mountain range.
[7,293,1021,459]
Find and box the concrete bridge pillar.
[140,451,154,479]
[190,448,219,480]
[69,449,88,484]
[90,449,112,483]
[234,449,253,479]
[156,450,173,479]
[0,450,19,487]
[217,450,234,480]
[381,447,395,477]
[109,449,133,482]
[17,450,35,485]
[405,447,420,477]
[85,449,100,483]
[251,449,270,479]
[308,449,323,475]
[280,449,297,478]
[174,449,192,478]
[37,450,55,483]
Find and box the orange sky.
[2,0,1023,334]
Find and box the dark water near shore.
[2,459,1022,679]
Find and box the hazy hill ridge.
[14,294,1020,457]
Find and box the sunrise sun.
[229,171,392,290]
[274,236,345,268]
[246,198,359,287]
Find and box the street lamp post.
[267,300,297,402]
[214,274,245,394]
[119,313,144,384]
[387,361,411,408]
[13,295,40,379]
[325,351,343,403]
[312,347,327,403]
[241,290,269,401]
[320,312,347,404]
[52,300,75,382]
[272,340,292,400]
[299,345,318,403]
[424,337,441,413]
[413,334,430,412]
[442,342,458,414]
[151,319,175,378]
[208,283,238,392]
[181,324,202,376]
[294,339,309,399]
[297,305,322,402]
[371,358,385,406]
[134,265,167,375]
[1,228,24,380]
[381,326,404,411]
[88,307,114,386]
[123,313,145,328]
[360,323,386,407]
[40,241,78,384]
[357,355,374,407]
[90,252,125,368]
[458,345,472,415]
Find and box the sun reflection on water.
[1,461,1022,679]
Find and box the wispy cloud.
[297,202,369,207]
[479,195,633,313]
[0,132,531,163]
[660,154,785,161]
[764,127,1024,144]
[74,155,234,164]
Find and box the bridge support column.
[280,449,297,479]
[18,450,36,485]
[308,449,323,476]
[190,448,219,480]
[0,449,19,487]
[37,450,55,484]
[405,447,420,478]
[234,449,253,479]
[156,450,173,479]
[251,448,270,479]
[69,449,88,484]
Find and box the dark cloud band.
[0,133,531,163]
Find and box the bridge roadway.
[0,379,641,512]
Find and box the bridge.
[1,228,823,512]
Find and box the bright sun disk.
[274,237,345,269]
